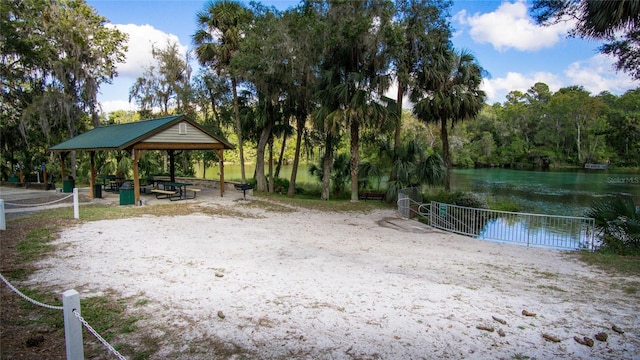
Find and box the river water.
[203,164,638,216]
[449,168,638,250]
[451,168,639,217]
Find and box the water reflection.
[452,168,639,216]
[478,217,592,250]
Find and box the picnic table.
[98,175,123,192]
[152,181,198,201]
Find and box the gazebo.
[49,114,234,205]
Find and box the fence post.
[0,199,5,230]
[73,188,79,219]
[62,289,84,360]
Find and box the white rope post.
[73,188,79,219]
[0,199,5,230]
[62,289,84,360]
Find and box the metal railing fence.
[396,194,430,221]
[397,188,596,251]
[429,202,596,250]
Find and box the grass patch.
[536,284,566,292]
[239,198,297,213]
[512,354,532,360]
[573,250,640,276]
[135,298,150,307]
[532,270,558,279]
[80,293,150,358]
[257,191,393,213]
[17,228,56,262]
[611,281,640,295]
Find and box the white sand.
[27,194,639,359]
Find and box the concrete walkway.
[1,186,79,221]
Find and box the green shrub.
[451,192,488,209]
[487,198,522,212]
[586,196,640,255]
[423,191,488,209]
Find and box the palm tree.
[193,0,252,183]
[316,0,395,202]
[309,152,351,196]
[389,0,452,181]
[411,46,485,191]
[586,196,640,254]
[379,139,444,199]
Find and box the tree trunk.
[321,134,332,201]
[232,77,246,183]
[576,117,582,164]
[389,85,403,184]
[208,88,221,130]
[268,138,274,193]
[287,115,304,197]
[275,135,286,178]
[70,151,77,180]
[441,118,451,192]
[255,100,274,192]
[350,117,360,202]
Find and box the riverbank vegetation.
[586,196,640,256]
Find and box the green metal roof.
[49,114,233,151]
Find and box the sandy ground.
[23,189,640,359]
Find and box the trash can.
[119,182,135,205]
[62,177,75,193]
[93,183,102,198]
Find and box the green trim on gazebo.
[49,114,233,151]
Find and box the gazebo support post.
[60,152,68,181]
[89,151,96,198]
[217,149,225,197]
[168,150,176,182]
[132,149,146,206]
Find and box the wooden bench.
[359,192,386,201]
[151,189,177,199]
[185,188,201,199]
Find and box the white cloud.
[98,99,138,114]
[107,23,189,79]
[481,71,563,103]
[481,53,637,104]
[456,1,572,52]
[564,53,636,95]
[97,24,190,114]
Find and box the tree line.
[2,0,638,202]
[451,84,640,169]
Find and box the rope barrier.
[1,272,129,359]
[4,193,74,207]
[0,272,63,310]
[73,310,128,360]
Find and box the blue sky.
[86,0,637,113]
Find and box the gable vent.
[178,123,187,135]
